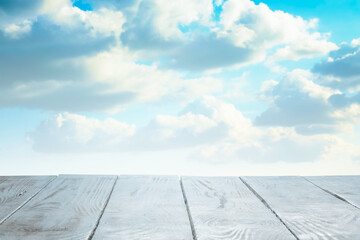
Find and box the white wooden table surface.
[242,176,360,240]
[0,175,359,240]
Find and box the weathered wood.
[0,176,55,224]
[182,176,296,240]
[92,175,193,240]
[242,176,360,239]
[0,175,116,240]
[306,176,360,209]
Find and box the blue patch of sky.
[72,0,93,11]
[134,60,154,66]
[276,56,326,72]
[253,0,360,44]
[212,0,225,22]
[178,22,212,34]
[0,108,50,146]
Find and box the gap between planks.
[0,176,57,225]
[180,177,198,240]
[88,176,119,240]
[303,177,360,210]
[239,177,300,240]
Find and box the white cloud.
[312,40,360,90]
[0,0,340,114]
[0,0,224,112]
[152,0,214,39]
[1,0,337,73]
[0,0,42,38]
[331,103,360,124]
[41,0,125,37]
[255,69,360,135]
[217,0,337,61]
[351,38,360,47]
[193,127,352,163]
[0,42,222,112]
[85,47,177,103]
[115,0,337,71]
[30,112,135,152]
[29,96,360,165]
[125,95,259,150]
[3,19,33,39]
[270,33,338,61]
[0,0,126,39]
[284,69,340,100]
[29,96,254,152]
[152,113,217,135]
[259,80,279,102]
[84,47,223,107]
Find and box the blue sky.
[1,0,360,175]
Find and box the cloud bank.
[0,0,337,112]
[29,96,360,163]
[255,69,360,134]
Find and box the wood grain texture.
[306,176,360,209]
[0,175,116,240]
[182,176,296,240]
[0,176,55,224]
[242,176,360,240]
[92,175,193,240]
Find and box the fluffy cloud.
[0,0,338,113]
[219,0,337,60]
[270,34,338,62]
[85,48,222,103]
[0,46,222,112]
[312,40,360,90]
[193,127,352,163]
[29,96,253,152]
[255,69,360,134]
[29,96,360,163]
[117,0,336,71]
[3,19,33,39]
[162,33,265,71]
[150,0,213,39]
[257,38,360,135]
[41,0,125,37]
[1,0,125,38]
[30,112,135,152]
[0,0,122,88]
[0,0,40,39]
[0,81,136,112]
[0,1,222,112]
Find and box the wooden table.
[0,175,359,239]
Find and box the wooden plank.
[0,176,55,224]
[0,175,116,240]
[92,175,193,240]
[242,176,360,239]
[306,176,360,209]
[181,176,296,240]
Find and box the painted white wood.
[0,175,116,240]
[0,176,55,224]
[92,175,193,240]
[306,176,360,208]
[243,176,360,240]
[182,176,296,240]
